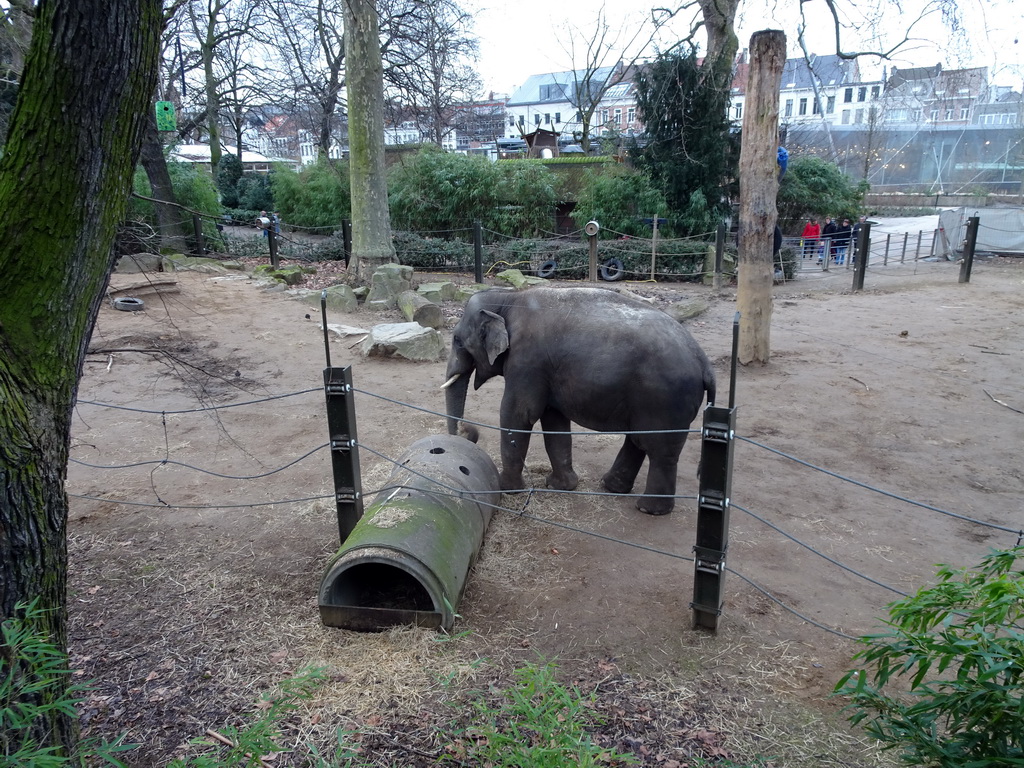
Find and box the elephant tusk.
[440,373,461,390]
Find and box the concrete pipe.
[318,434,500,632]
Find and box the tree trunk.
[0,0,161,755]
[698,0,740,93]
[140,106,191,253]
[736,30,785,365]
[344,0,396,278]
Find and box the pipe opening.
[323,562,435,612]
[459,466,470,475]
[429,447,446,454]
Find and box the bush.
[778,157,867,233]
[570,167,671,238]
[271,159,350,231]
[835,546,1024,767]
[393,231,474,271]
[235,172,274,212]
[216,153,243,208]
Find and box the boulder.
[397,290,443,330]
[416,281,457,303]
[301,284,358,313]
[360,322,445,362]
[164,254,241,274]
[666,298,710,322]
[115,253,164,273]
[366,263,413,308]
[352,286,369,303]
[253,264,315,286]
[455,283,492,302]
[494,269,547,289]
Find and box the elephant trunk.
[444,372,472,438]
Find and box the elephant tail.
[703,365,717,408]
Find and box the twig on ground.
[849,377,869,391]
[984,389,1023,415]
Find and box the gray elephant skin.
[443,286,716,515]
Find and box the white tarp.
[938,207,1024,255]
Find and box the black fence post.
[268,227,279,268]
[192,214,205,257]
[692,313,739,632]
[713,220,725,290]
[324,365,364,544]
[958,215,980,284]
[852,220,871,292]
[342,219,352,267]
[473,220,483,284]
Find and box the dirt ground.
[66,240,1024,766]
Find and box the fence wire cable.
[70,443,330,480]
[76,388,321,415]
[739,436,1018,534]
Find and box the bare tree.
[559,5,662,152]
[390,0,480,146]
[266,0,347,160]
[0,0,162,754]
[183,0,262,175]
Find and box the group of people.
[801,215,866,266]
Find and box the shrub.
[393,231,474,271]
[216,153,243,208]
[271,159,350,231]
[235,172,274,212]
[570,167,671,238]
[778,157,867,233]
[835,546,1024,767]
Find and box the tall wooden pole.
[736,30,785,364]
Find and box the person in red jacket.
[801,218,820,259]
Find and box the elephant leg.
[601,436,645,495]
[540,408,578,491]
[498,424,531,491]
[637,441,684,516]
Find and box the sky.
[470,0,1024,97]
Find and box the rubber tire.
[599,257,625,282]
[536,259,558,279]
[113,297,145,312]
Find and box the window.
[627,107,635,123]
[912,108,922,122]
[841,109,851,125]
[945,109,953,120]
[614,108,621,124]
[826,95,835,113]
[857,87,866,101]
[601,109,609,124]
[784,99,793,117]
[871,85,880,99]
[544,113,550,123]
[534,114,541,125]
[509,116,515,127]
[799,97,807,115]
[844,88,853,103]
[554,112,561,123]
[518,115,525,125]
[812,98,821,115]
[855,108,864,124]
[960,107,968,120]
[930,109,938,122]
[733,102,742,120]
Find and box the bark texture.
[140,104,191,253]
[344,0,397,278]
[736,30,785,365]
[0,0,162,754]
[697,0,740,93]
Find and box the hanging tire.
[113,297,145,311]
[536,259,558,278]
[599,258,625,282]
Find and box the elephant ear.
[479,310,509,365]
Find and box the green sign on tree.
[155,101,176,131]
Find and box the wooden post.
[473,220,483,284]
[650,215,659,280]
[713,220,725,291]
[736,29,785,365]
[958,216,979,283]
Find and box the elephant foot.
[600,471,634,495]
[546,469,578,491]
[499,470,527,492]
[636,496,674,516]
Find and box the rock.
[323,323,369,339]
[361,322,445,362]
[352,286,369,303]
[397,290,443,330]
[115,253,164,273]
[455,283,492,302]
[416,281,457,303]
[253,264,314,286]
[366,263,413,308]
[300,285,358,313]
[666,298,710,322]
[494,269,547,289]
[164,255,235,274]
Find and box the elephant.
[441,286,716,515]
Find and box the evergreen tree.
[632,51,737,234]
